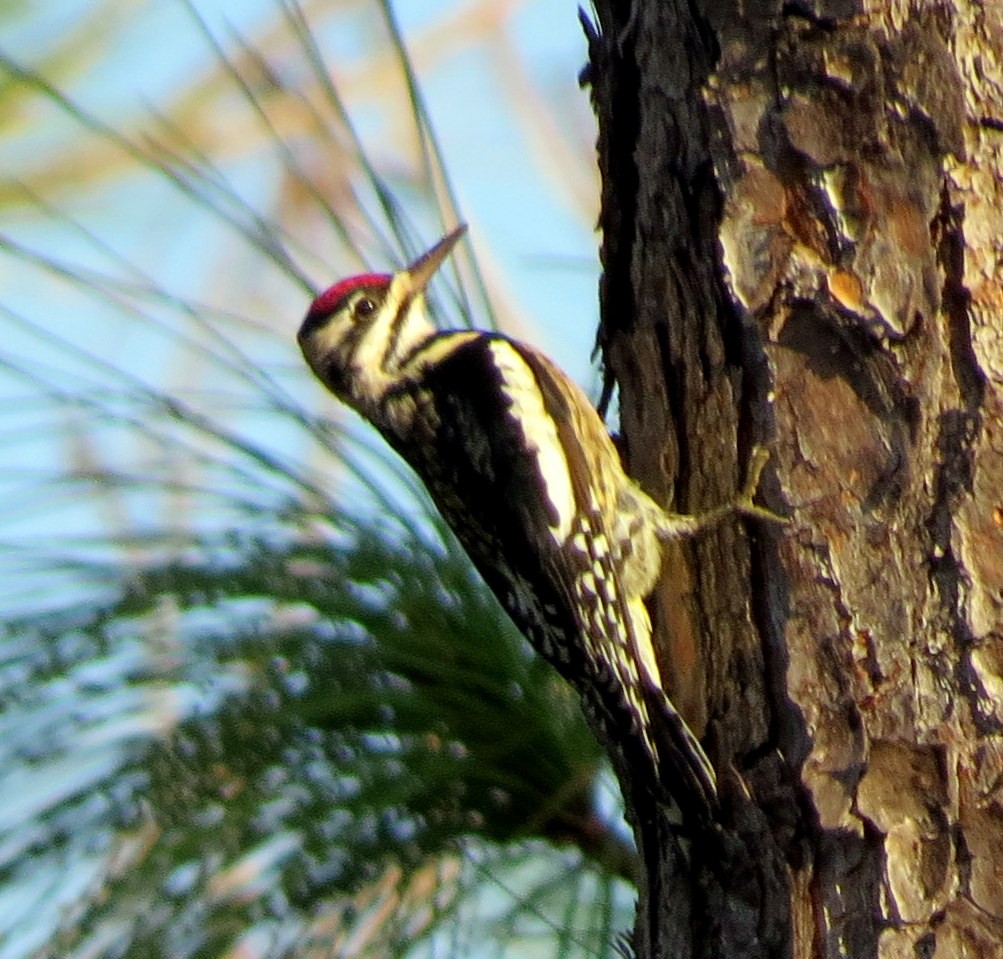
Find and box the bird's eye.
[354,297,376,319]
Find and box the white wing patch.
[625,596,659,685]
[488,340,575,544]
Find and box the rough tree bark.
[584,2,1003,957]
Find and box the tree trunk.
[585,2,1003,957]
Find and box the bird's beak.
[403,224,467,294]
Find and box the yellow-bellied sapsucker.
[298,225,772,817]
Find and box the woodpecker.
[298,225,773,817]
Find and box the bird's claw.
[735,445,787,525]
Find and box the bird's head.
[298,224,466,412]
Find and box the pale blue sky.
[0,0,601,545]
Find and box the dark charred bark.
[584,1,1003,957]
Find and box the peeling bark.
[585,1,1003,957]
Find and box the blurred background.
[0,2,634,957]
